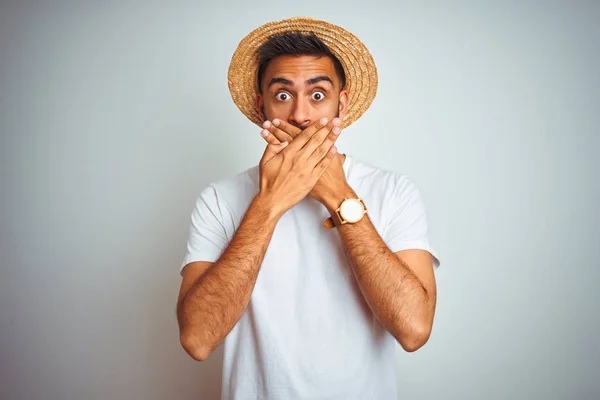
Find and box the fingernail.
[261,129,268,137]
[332,118,341,127]
[273,119,280,126]
[332,127,341,135]
[263,120,271,129]
[320,117,328,126]
[331,146,338,154]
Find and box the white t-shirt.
[181,154,439,400]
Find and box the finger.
[260,141,288,166]
[312,145,338,176]
[306,122,342,167]
[298,117,329,138]
[263,120,293,143]
[300,117,341,159]
[260,127,282,145]
[286,117,330,153]
[272,118,302,137]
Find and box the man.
[177,17,440,399]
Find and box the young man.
[177,17,440,399]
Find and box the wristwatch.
[324,198,368,228]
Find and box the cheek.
[263,100,292,119]
[314,98,339,115]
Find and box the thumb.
[260,141,288,165]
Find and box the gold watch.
[324,198,368,228]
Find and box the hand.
[261,118,300,143]
[260,118,348,206]
[258,117,341,218]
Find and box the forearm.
[325,188,434,351]
[178,194,279,359]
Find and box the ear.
[256,94,265,121]
[338,89,349,120]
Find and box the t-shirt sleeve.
[383,176,440,268]
[180,184,230,275]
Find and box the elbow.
[180,332,212,361]
[396,323,432,353]
[399,335,429,353]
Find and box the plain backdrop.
[1,1,599,399]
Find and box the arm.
[177,195,280,361]
[322,186,437,353]
[177,118,341,361]
[259,120,437,351]
[259,120,438,351]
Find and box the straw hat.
[227,16,378,129]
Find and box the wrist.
[322,185,357,214]
[252,192,284,224]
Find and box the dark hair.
[256,32,347,93]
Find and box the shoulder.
[209,165,259,197]
[193,165,259,212]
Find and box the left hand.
[260,118,349,206]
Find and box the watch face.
[340,199,364,223]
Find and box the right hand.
[258,117,341,217]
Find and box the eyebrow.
[267,75,334,89]
[306,75,333,86]
[267,77,293,88]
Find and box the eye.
[275,92,291,101]
[311,91,325,101]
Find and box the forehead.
[263,55,338,84]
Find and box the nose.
[288,98,311,129]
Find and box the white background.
[1,1,599,399]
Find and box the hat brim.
[227,17,378,129]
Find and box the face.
[256,55,348,131]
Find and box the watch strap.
[323,217,336,229]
